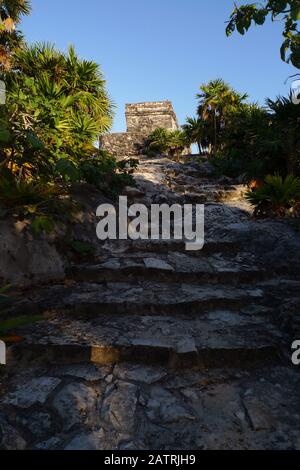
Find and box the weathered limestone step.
[102,238,240,256]
[69,252,266,284]
[16,282,264,318]
[174,185,247,204]
[8,310,279,369]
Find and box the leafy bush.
[0,1,31,71]
[145,128,188,160]
[246,174,300,217]
[0,43,114,188]
[70,240,95,256]
[55,151,138,197]
[0,178,55,207]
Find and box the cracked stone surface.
[2,377,61,409]
[52,382,100,431]
[102,381,137,432]
[0,156,300,450]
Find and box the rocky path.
[1,156,300,450]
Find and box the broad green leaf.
[56,158,79,181]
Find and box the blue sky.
[22,0,297,132]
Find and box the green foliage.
[188,77,300,182]
[145,128,171,156]
[54,151,137,197]
[0,39,133,215]
[31,215,55,236]
[182,117,210,154]
[0,284,41,340]
[0,43,114,183]
[145,128,188,160]
[226,1,300,68]
[70,240,95,256]
[0,179,53,207]
[0,0,31,70]
[246,174,300,216]
[196,79,248,154]
[246,173,300,205]
[215,95,300,180]
[0,315,42,335]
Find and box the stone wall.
[100,133,145,158]
[125,101,178,134]
[100,100,180,159]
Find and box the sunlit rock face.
[125,101,179,134]
[100,100,180,159]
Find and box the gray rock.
[0,418,26,450]
[243,397,276,431]
[181,388,199,401]
[65,429,105,450]
[17,412,53,439]
[123,186,145,198]
[146,386,195,424]
[144,258,174,271]
[35,437,61,450]
[53,364,111,382]
[102,381,137,432]
[114,364,167,384]
[52,383,99,431]
[3,377,61,409]
[100,260,121,270]
[176,337,197,354]
[0,221,65,286]
[196,161,215,177]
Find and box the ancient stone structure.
[100,101,179,158]
[126,101,178,134]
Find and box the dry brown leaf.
[3,18,15,32]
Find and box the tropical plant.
[144,128,171,156]
[182,117,209,154]
[0,0,31,70]
[196,79,248,153]
[226,1,300,68]
[0,43,114,185]
[168,129,188,162]
[267,95,300,174]
[192,85,300,182]
[145,127,188,161]
[246,173,300,216]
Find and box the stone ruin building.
[100,101,180,159]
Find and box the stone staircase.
[1,156,300,451]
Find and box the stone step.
[16,281,265,318]
[173,186,247,204]
[8,310,279,370]
[101,238,240,256]
[69,252,266,284]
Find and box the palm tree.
[168,130,187,162]
[182,117,211,155]
[266,96,300,174]
[197,79,247,153]
[145,127,170,156]
[2,42,114,178]
[0,0,31,71]
[12,43,114,137]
